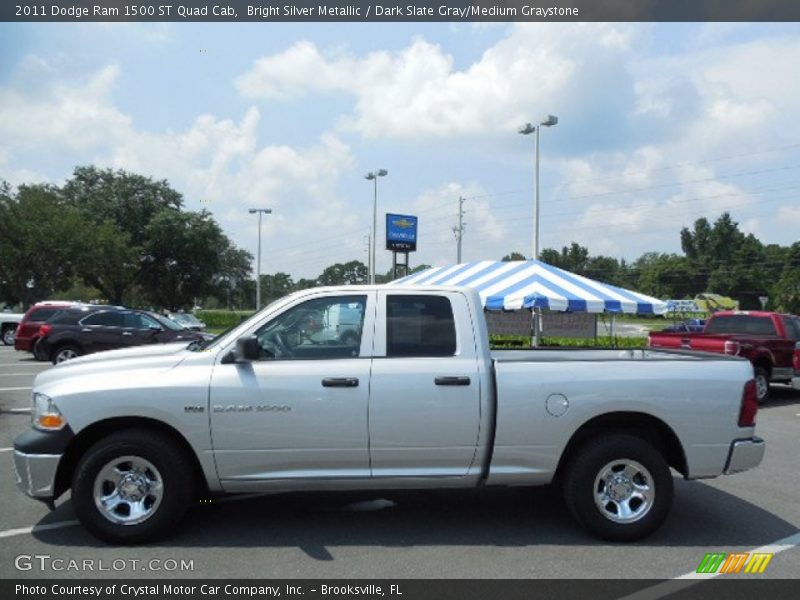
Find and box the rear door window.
[386,295,456,357]
[29,308,60,322]
[705,315,777,336]
[81,312,124,327]
[783,316,800,340]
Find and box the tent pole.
[531,308,540,348]
[610,313,615,347]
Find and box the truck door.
[368,291,482,477]
[209,293,375,488]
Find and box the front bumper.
[13,451,61,499]
[724,436,765,475]
[13,426,74,502]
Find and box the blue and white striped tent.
[390,260,667,315]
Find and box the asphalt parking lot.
[0,344,798,582]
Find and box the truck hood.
[34,343,192,389]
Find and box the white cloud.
[0,65,132,152]
[236,24,641,138]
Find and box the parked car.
[649,310,800,403]
[13,285,763,544]
[165,311,207,331]
[34,307,212,364]
[14,301,92,353]
[661,318,706,333]
[1,311,24,345]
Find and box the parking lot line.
[0,520,80,539]
[0,373,40,377]
[0,387,32,391]
[618,530,800,600]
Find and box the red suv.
[14,301,89,353]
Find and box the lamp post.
[364,169,388,284]
[248,208,272,310]
[518,115,558,260]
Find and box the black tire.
[1,325,15,346]
[51,345,82,365]
[71,429,195,544]
[562,434,673,542]
[754,367,770,405]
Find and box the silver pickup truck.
[14,285,764,544]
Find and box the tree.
[138,209,234,310]
[0,183,85,307]
[502,252,527,261]
[61,166,184,304]
[633,253,695,299]
[259,272,294,303]
[208,245,254,309]
[772,268,800,313]
[317,261,368,286]
[294,278,317,291]
[539,243,590,274]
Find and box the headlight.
[32,392,66,431]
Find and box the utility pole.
[452,196,466,263]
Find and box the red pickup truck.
[648,311,800,403]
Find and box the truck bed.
[491,347,745,363]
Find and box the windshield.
[171,313,202,326]
[194,296,288,352]
[148,312,186,331]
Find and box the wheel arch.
[752,355,772,378]
[49,338,85,361]
[54,416,208,499]
[555,411,688,480]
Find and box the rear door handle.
[322,377,359,388]
[435,376,471,386]
[122,332,133,336]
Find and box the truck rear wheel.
[754,367,770,404]
[71,429,195,544]
[562,434,673,542]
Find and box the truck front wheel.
[71,429,195,544]
[562,434,673,542]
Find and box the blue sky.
[1,22,799,279]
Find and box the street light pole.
[518,115,558,260]
[364,169,388,284]
[248,208,272,310]
[519,116,558,348]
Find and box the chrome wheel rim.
[2,329,14,344]
[755,375,768,401]
[593,459,654,524]
[93,455,164,525]
[55,348,78,363]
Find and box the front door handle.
[122,331,133,336]
[435,376,471,386]
[322,377,359,388]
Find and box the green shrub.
[490,334,647,349]
[195,310,255,328]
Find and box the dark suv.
[14,301,89,353]
[35,307,211,364]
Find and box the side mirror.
[149,325,162,332]
[236,335,261,361]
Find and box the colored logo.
[392,218,415,229]
[696,552,773,574]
